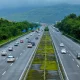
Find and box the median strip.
[26,30,60,80]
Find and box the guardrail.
[49,31,68,80]
[19,31,44,80]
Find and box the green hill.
[1,4,80,23]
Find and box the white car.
[1,50,7,56]
[16,41,19,44]
[60,43,64,47]
[38,34,40,36]
[61,48,66,54]
[14,42,18,46]
[27,43,32,48]
[8,46,13,51]
[30,34,32,36]
[7,56,15,62]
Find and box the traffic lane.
[61,35,80,55]
[51,33,80,80]
[49,27,80,80]
[63,35,80,50]
[0,32,35,50]
[0,31,37,62]
[0,31,42,80]
[54,31,80,64]
[56,32,80,69]
[0,47,34,80]
[60,52,80,80]
[0,32,39,76]
[0,29,42,63]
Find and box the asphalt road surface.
[49,26,80,80]
[0,26,44,80]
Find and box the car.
[60,43,64,47]
[16,41,19,44]
[20,40,24,43]
[26,37,29,39]
[8,46,13,51]
[27,43,32,48]
[1,50,7,56]
[27,40,31,43]
[30,34,32,36]
[77,53,80,59]
[35,37,38,40]
[31,42,35,46]
[61,48,66,54]
[38,34,40,36]
[7,56,15,62]
[14,42,18,46]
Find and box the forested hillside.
[54,13,80,40]
[0,18,38,40]
[1,4,80,23]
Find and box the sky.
[0,0,80,9]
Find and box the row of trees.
[0,18,39,40]
[54,13,80,39]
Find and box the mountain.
[0,4,80,23]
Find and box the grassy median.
[26,31,60,80]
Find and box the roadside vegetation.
[26,29,60,80]
[54,13,80,40]
[0,18,39,45]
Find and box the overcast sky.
[0,0,80,9]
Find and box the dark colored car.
[35,37,38,40]
[28,40,31,43]
[31,42,35,46]
[77,53,80,59]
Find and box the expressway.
[49,26,80,80]
[0,26,44,80]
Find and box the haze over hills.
[0,4,80,23]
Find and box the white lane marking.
[16,57,18,60]
[77,65,79,68]
[10,63,13,66]
[19,34,42,80]
[2,71,6,75]
[69,54,71,56]
[20,53,22,55]
[72,59,74,61]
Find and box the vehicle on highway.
[35,37,38,40]
[31,42,35,46]
[27,43,32,48]
[8,46,13,51]
[16,41,19,44]
[30,34,32,36]
[27,40,31,43]
[14,42,18,46]
[26,37,29,39]
[1,50,7,56]
[7,56,15,62]
[20,40,24,43]
[60,43,64,47]
[61,48,66,54]
[38,34,40,36]
[77,53,80,59]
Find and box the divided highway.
[0,27,44,80]
[49,26,80,80]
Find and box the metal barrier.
[49,30,68,80]
[19,31,44,80]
